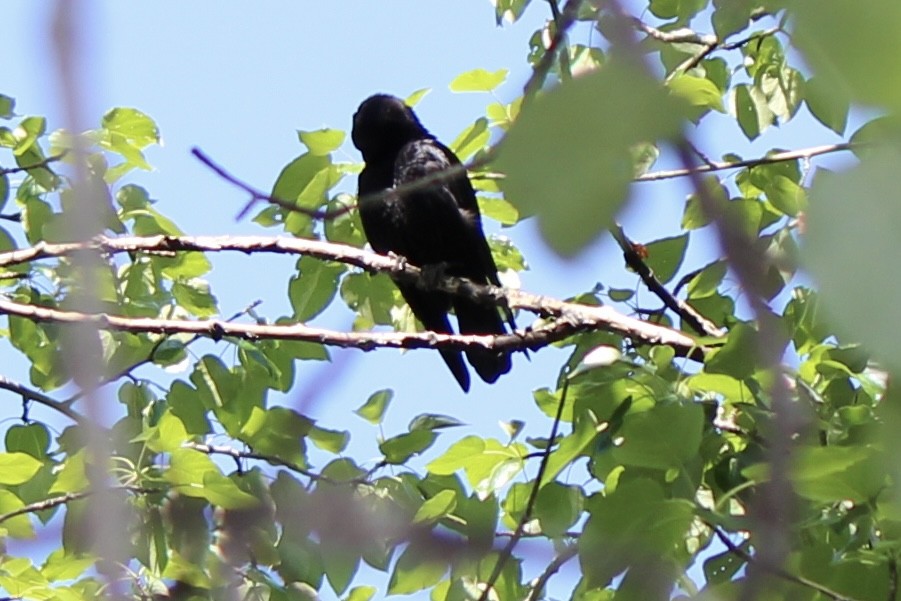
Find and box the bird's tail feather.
[439,348,471,392]
[455,300,512,385]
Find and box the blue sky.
[2,2,860,598]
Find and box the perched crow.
[351,94,514,392]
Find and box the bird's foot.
[420,262,451,290]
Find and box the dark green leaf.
[355,389,392,424]
[288,256,345,321]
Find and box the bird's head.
[351,94,430,161]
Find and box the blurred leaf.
[793,0,901,109]
[804,149,901,372]
[497,61,683,256]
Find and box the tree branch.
[636,143,854,182]
[0,152,66,176]
[0,374,87,424]
[0,234,704,357]
[610,223,725,338]
[712,528,858,601]
[526,543,578,601]
[0,485,159,525]
[184,442,360,486]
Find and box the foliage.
[1,1,900,600]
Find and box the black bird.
[351,94,515,392]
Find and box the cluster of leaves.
[1,1,901,600]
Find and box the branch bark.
[0,234,705,357]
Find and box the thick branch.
[0,234,704,357]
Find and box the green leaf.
[405,88,431,106]
[345,585,377,601]
[171,278,219,317]
[289,256,345,321]
[145,411,189,453]
[165,448,258,508]
[792,446,886,503]
[541,413,598,484]
[705,322,758,379]
[611,402,704,470]
[355,389,392,424]
[667,74,725,116]
[5,423,50,459]
[642,234,689,285]
[449,68,508,93]
[0,490,34,538]
[0,94,15,119]
[804,76,849,135]
[387,546,446,595]
[101,107,159,148]
[712,0,752,39]
[450,117,489,161]
[412,490,457,525]
[341,272,396,329]
[427,436,486,475]
[0,452,42,485]
[477,195,519,226]
[239,406,312,465]
[379,430,438,464]
[733,84,760,140]
[409,413,465,431]
[48,451,87,494]
[298,128,345,155]
[497,61,683,256]
[532,482,583,537]
[309,425,349,454]
[581,479,694,589]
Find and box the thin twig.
[185,442,360,486]
[64,299,263,404]
[190,148,354,221]
[523,0,584,102]
[712,528,858,601]
[477,376,570,601]
[0,152,66,176]
[636,143,854,182]
[0,374,87,424]
[0,485,159,525]
[610,223,725,338]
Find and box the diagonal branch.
[0,374,87,424]
[0,152,66,176]
[610,223,725,338]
